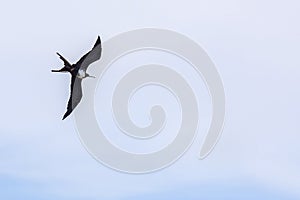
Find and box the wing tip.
[56,52,62,57]
[62,110,72,120]
[95,35,101,46]
[62,114,68,120]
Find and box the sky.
[0,0,300,199]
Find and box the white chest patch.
[77,70,86,78]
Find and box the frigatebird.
[52,36,102,120]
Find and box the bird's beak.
[89,75,96,78]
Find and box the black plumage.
[52,36,102,120]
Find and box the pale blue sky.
[0,0,300,199]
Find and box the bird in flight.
[52,36,102,120]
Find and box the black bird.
[52,36,102,120]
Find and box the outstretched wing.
[76,36,102,71]
[62,75,83,120]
